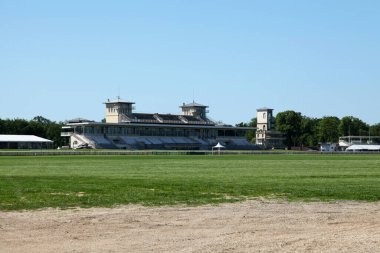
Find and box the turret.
[180,101,209,119]
[104,97,135,123]
[256,107,274,131]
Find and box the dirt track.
[1,200,379,253]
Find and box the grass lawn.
[1,154,380,210]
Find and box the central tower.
[104,97,135,123]
[180,101,209,119]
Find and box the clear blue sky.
[1,0,379,124]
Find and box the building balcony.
[60,132,73,137]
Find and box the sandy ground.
[1,200,379,253]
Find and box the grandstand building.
[61,97,257,150]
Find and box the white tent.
[212,142,225,155]
[346,144,380,152]
[0,135,53,149]
[0,135,53,143]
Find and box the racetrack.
[1,200,379,253]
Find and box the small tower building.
[256,107,285,149]
[180,102,209,120]
[104,97,135,123]
[256,107,274,132]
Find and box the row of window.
[106,105,132,114]
[72,126,247,138]
[107,108,131,114]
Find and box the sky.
[1,0,379,125]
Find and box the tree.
[339,116,368,136]
[369,123,380,137]
[24,121,45,137]
[0,119,4,134]
[236,117,257,143]
[247,118,257,127]
[46,122,65,147]
[275,111,302,148]
[235,117,256,128]
[300,116,320,147]
[32,116,52,125]
[236,122,248,127]
[319,116,340,143]
[8,119,29,134]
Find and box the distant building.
[320,142,338,152]
[180,102,208,119]
[339,136,380,150]
[61,97,258,150]
[0,135,53,149]
[255,108,285,149]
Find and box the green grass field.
[1,154,380,210]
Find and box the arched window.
[263,125,266,131]
[263,113,266,119]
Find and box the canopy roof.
[104,97,135,104]
[0,135,53,143]
[346,144,380,151]
[213,142,225,148]
[181,102,208,108]
[256,107,273,112]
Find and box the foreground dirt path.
[1,200,379,253]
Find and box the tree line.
[237,111,380,149]
[0,116,65,147]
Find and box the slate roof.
[180,102,208,107]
